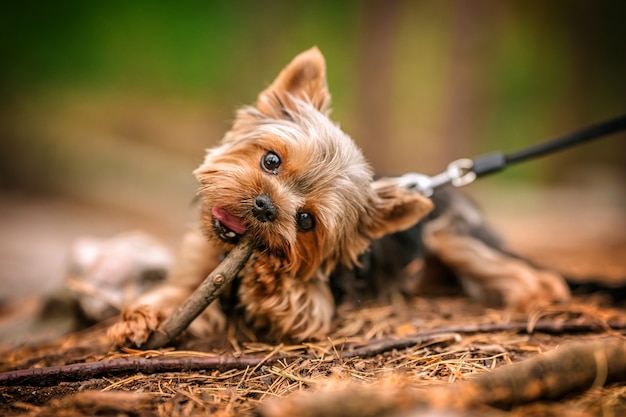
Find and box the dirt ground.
[0,181,624,417]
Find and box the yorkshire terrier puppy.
[108,47,569,347]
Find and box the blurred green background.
[2,0,625,202]
[1,1,626,340]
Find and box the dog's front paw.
[519,269,571,310]
[107,305,164,347]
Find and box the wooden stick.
[0,333,458,386]
[464,338,626,407]
[141,236,253,350]
[3,319,626,386]
[0,355,270,386]
[258,338,626,417]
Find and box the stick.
[258,338,626,417]
[3,319,625,386]
[463,338,626,407]
[0,333,457,387]
[141,236,253,350]
[0,355,271,386]
[414,318,623,336]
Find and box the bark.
[142,236,253,349]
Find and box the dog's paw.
[107,305,164,347]
[488,267,571,313]
[517,269,571,311]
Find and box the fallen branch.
[259,338,626,417]
[141,236,254,350]
[2,318,625,386]
[0,333,456,386]
[462,337,626,407]
[0,355,270,386]
[415,317,624,336]
[339,332,460,359]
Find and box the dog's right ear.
[257,47,331,117]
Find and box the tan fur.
[109,47,432,347]
[109,47,569,348]
[238,256,335,340]
[108,230,227,346]
[422,214,570,311]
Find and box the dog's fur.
[108,47,570,347]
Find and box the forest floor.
[0,183,624,417]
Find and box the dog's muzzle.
[252,194,278,222]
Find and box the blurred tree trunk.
[551,1,626,183]
[353,0,402,173]
[439,0,491,165]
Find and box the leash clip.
[393,158,476,197]
[447,158,477,188]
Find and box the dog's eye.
[261,151,281,174]
[296,211,315,231]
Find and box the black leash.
[396,114,626,196]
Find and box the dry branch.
[0,355,270,386]
[141,236,253,350]
[463,337,626,407]
[417,317,625,336]
[259,338,626,417]
[0,333,456,386]
[2,318,625,386]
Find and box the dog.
[108,47,570,347]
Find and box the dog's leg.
[108,229,226,347]
[421,192,570,311]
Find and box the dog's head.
[194,47,433,280]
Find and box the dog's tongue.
[212,206,246,235]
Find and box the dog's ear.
[362,179,434,239]
[257,47,331,117]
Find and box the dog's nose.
[252,194,278,222]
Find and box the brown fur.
[108,47,568,347]
[108,47,432,346]
[422,213,570,311]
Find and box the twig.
[0,355,270,387]
[336,317,626,358]
[414,317,625,336]
[0,333,457,387]
[141,236,254,350]
[2,318,625,386]
[339,332,461,359]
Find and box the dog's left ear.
[257,46,331,117]
[363,179,434,239]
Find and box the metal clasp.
[391,158,476,197]
[447,158,476,188]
